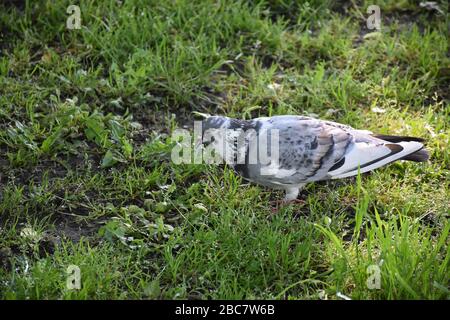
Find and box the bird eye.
[202,135,215,146]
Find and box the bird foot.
[270,199,306,213]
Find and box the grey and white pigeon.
[199,115,429,202]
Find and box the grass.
[0,0,448,299]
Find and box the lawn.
[0,0,448,299]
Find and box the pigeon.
[199,115,429,203]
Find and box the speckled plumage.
[201,115,429,202]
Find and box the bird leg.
[284,186,302,202]
[270,185,306,212]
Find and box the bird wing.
[246,116,424,185]
[327,140,424,179]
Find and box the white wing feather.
[329,141,424,179]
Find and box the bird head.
[192,113,230,162]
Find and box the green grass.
[0,0,448,299]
